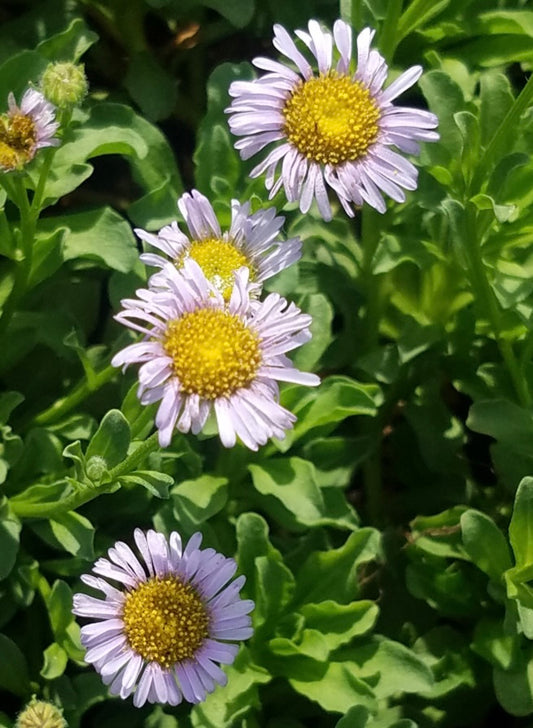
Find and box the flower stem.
[0,176,36,334]
[108,431,160,479]
[463,203,530,407]
[11,431,161,519]
[396,0,447,43]
[31,364,117,427]
[379,0,404,63]
[360,205,383,353]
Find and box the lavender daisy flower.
[0,88,59,171]
[136,189,302,301]
[227,20,439,220]
[111,259,319,450]
[73,529,254,707]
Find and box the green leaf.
[47,579,75,639]
[0,634,29,696]
[291,293,333,370]
[299,600,379,651]
[472,617,520,671]
[294,529,381,606]
[37,207,138,273]
[0,392,24,425]
[509,477,533,569]
[36,17,98,61]
[467,399,533,458]
[479,70,515,147]
[255,554,295,632]
[190,646,270,728]
[341,637,434,699]
[269,629,330,663]
[194,63,253,196]
[85,409,131,469]
[40,642,68,680]
[335,706,370,728]
[460,509,512,582]
[410,507,468,561]
[0,499,21,581]
[494,644,533,716]
[201,0,255,27]
[45,102,183,218]
[249,458,329,530]
[32,511,94,560]
[171,474,228,525]
[290,661,376,714]
[0,50,49,102]
[419,70,464,159]
[124,51,177,121]
[280,376,380,451]
[120,471,173,499]
[236,513,295,625]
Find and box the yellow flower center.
[163,308,261,399]
[0,140,19,171]
[0,112,38,170]
[178,238,252,301]
[122,576,209,668]
[282,74,380,165]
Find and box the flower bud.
[41,62,88,108]
[86,455,107,482]
[16,698,66,728]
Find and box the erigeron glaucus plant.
[137,189,302,300]
[3,3,533,728]
[227,20,438,220]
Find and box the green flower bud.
[86,455,107,482]
[16,698,67,728]
[41,62,88,109]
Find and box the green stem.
[11,431,161,519]
[31,364,117,427]
[464,203,530,407]
[379,0,404,63]
[472,72,533,192]
[30,147,56,217]
[364,447,383,525]
[396,0,447,43]
[108,431,160,479]
[340,0,364,27]
[0,177,35,334]
[360,205,382,353]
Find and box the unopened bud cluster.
[41,62,88,109]
[16,698,67,728]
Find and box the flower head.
[72,529,254,707]
[227,20,439,220]
[16,698,66,728]
[0,89,59,171]
[111,260,319,449]
[41,62,88,108]
[136,190,301,301]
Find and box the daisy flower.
[227,20,439,220]
[72,528,254,707]
[111,259,319,449]
[136,189,302,301]
[0,88,59,171]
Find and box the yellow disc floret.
[163,308,261,399]
[122,576,209,668]
[283,73,380,165]
[0,112,37,170]
[178,238,252,301]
